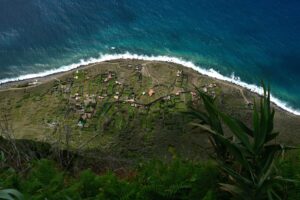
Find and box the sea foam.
[1,52,299,116]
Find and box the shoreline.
[1,53,300,116]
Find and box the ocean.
[0,0,299,115]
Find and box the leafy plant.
[0,158,218,200]
[190,84,294,199]
[0,188,23,200]
[279,149,300,199]
[136,159,218,200]
[22,159,64,193]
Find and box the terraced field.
[0,60,299,162]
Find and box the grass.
[0,60,299,199]
[0,60,299,162]
[1,150,300,199]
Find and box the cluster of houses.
[177,70,183,77]
[71,93,97,128]
[202,83,218,98]
[60,66,220,129]
[68,69,159,128]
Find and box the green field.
[0,60,299,162]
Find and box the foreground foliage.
[190,84,295,199]
[279,150,300,199]
[1,152,300,200]
[0,188,23,200]
[0,159,218,200]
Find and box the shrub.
[279,150,300,199]
[66,169,139,199]
[0,168,21,191]
[190,84,294,199]
[20,159,67,200]
[0,158,218,200]
[136,159,218,199]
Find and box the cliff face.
[0,60,299,161]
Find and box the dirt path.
[141,63,160,84]
[239,88,250,105]
[221,81,250,105]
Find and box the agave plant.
[0,188,23,200]
[190,84,294,200]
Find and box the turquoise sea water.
[0,0,299,114]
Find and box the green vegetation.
[0,61,227,161]
[0,158,218,200]
[0,188,23,200]
[1,61,299,160]
[0,61,300,199]
[189,84,297,199]
[1,151,300,199]
[279,150,300,199]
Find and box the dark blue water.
[0,0,300,113]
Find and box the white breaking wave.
[1,52,299,116]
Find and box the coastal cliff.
[0,60,299,161]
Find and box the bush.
[0,158,218,200]
[20,159,69,199]
[136,159,218,199]
[279,150,300,199]
[66,169,139,200]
